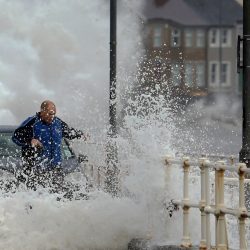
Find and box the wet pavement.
[128,239,199,250]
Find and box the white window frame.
[209,28,219,47]
[209,61,231,87]
[171,63,181,86]
[196,62,205,87]
[221,28,232,47]
[209,61,219,86]
[196,29,205,47]
[153,25,162,48]
[184,62,194,87]
[171,28,181,47]
[185,29,193,47]
[221,61,231,86]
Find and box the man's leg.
[50,166,65,191]
[15,159,36,189]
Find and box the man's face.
[40,104,56,124]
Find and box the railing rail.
[165,156,250,250]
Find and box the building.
[142,0,243,99]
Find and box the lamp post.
[109,0,117,136]
[239,0,250,167]
[105,0,119,196]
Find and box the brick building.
[141,0,243,99]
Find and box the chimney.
[154,0,169,7]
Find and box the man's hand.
[31,138,43,148]
[76,130,90,141]
[82,133,90,141]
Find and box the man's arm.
[61,120,86,140]
[12,116,36,147]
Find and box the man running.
[12,100,88,189]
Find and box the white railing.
[165,156,250,250]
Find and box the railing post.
[166,155,250,249]
[215,161,228,250]
[204,159,211,249]
[181,157,192,248]
[97,166,101,189]
[199,158,207,250]
[238,163,248,250]
[215,163,219,247]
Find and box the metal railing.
[165,156,250,250]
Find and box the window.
[221,29,231,47]
[61,140,74,159]
[196,63,205,87]
[209,29,219,47]
[153,25,162,48]
[209,28,231,47]
[171,64,181,86]
[185,29,193,47]
[209,61,230,86]
[221,62,230,86]
[210,62,218,85]
[184,63,194,86]
[196,29,205,47]
[171,28,181,47]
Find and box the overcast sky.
[0,0,143,132]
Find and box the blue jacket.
[12,113,83,168]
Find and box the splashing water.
[0,0,246,249]
[0,0,172,249]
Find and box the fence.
[165,156,250,250]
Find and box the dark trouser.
[16,160,65,191]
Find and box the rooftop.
[143,0,242,26]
